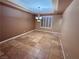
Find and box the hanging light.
[35,7,42,21]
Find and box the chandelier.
[35,7,42,20]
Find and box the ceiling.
[2,0,73,15]
[8,0,56,14]
[57,0,73,13]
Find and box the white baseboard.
[59,39,66,59]
[0,29,35,44]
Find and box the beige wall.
[62,0,79,59]
[0,3,35,41]
[52,15,62,32]
[35,19,40,30]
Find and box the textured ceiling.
[8,0,56,14]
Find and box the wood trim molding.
[35,13,62,16]
[59,38,66,59]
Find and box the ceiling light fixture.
[35,7,42,20]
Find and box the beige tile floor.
[0,30,64,59]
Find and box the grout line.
[0,28,66,59]
[59,39,66,59]
[0,30,35,44]
[36,29,65,59]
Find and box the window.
[40,16,52,28]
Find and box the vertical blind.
[40,16,52,28]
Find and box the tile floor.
[0,30,63,59]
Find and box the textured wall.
[0,3,35,41]
[62,0,79,59]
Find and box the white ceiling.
[8,0,56,14]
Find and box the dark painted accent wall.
[0,2,35,41]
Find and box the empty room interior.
[0,0,79,59]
